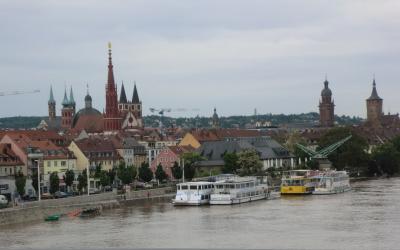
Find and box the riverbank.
[0,186,174,225]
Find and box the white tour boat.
[172,181,214,206]
[313,170,351,195]
[210,176,269,205]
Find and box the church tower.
[61,88,74,129]
[103,43,122,131]
[212,107,220,128]
[319,78,335,127]
[48,85,56,120]
[366,78,383,127]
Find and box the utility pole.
[87,165,90,196]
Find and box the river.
[1,178,400,249]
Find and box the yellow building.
[68,138,121,172]
[179,131,220,149]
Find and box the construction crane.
[296,134,352,170]
[0,89,40,96]
[149,107,201,133]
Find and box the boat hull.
[172,199,209,206]
[280,186,313,195]
[210,193,268,205]
[313,186,351,195]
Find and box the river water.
[1,178,400,249]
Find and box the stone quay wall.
[0,187,174,226]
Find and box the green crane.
[296,134,352,169]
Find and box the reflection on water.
[1,178,400,249]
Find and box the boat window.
[181,185,188,190]
[199,185,202,190]
[229,184,235,189]
[246,183,250,188]
[177,186,181,190]
[189,185,197,190]
[250,183,254,187]
[217,185,223,189]
[240,183,245,188]
[236,184,240,189]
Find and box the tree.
[237,149,263,176]
[372,142,400,176]
[49,172,60,194]
[139,162,153,182]
[182,152,203,180]
[222,152,239,174]
[108,169,116,186]
[171,161,182,180]
[117,163,136,185]
[64,169,75,191]
[155,163,167,182]
[318,127,369,174]
[14,171,26,197]
[94,163,102,178]
[31,169,38,194]
[99,170,110,187]
[77,169,87,192]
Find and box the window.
[54,161,58,167]
[189,185,197,190]
[61,161,66,166]
[47,161,51,167]
[181,185,188,190]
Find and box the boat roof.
[177,181,214,185]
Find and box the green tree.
[237,149,263,176]
[94,163,102,178]
[182,152,203,180]
[49,172,60,194]
[372,142,400,176]
[14,171,26,197]
[155,163,167,182]
[171,161,182,180]
[99,170,110,187]
[64,169,75,191]
[108,169,116,186]
[31,169,38,194]
[77,169,87,192]
[139,162,153,182]
[318,127,369,174]
[222,152,239,174]
[117,163,136,185]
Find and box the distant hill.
[0,113,363,129]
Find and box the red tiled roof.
[168,145,195,156]
[0,143,24,166]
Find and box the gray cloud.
[0,0,399,118]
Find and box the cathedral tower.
[48,85,56,120]
[366,78,383,126]
[103,43,122,131]
[319,78,335,127]
[61,88,74,129]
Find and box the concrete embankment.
[0,187,174,226]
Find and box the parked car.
[89,188,100,194]
[0,195,9,209]
[22,194,37,201]
[104,186,113,192]
[53,191,69,199]
[41,193,54,199]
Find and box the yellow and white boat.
[280,170,319,195]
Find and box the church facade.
[42,44,144,133]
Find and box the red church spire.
[104,42,122,131]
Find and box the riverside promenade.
[0,187,174,225]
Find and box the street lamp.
[34,159,41,201]
[87,164,90,196]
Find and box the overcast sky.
[0,0,399,118]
